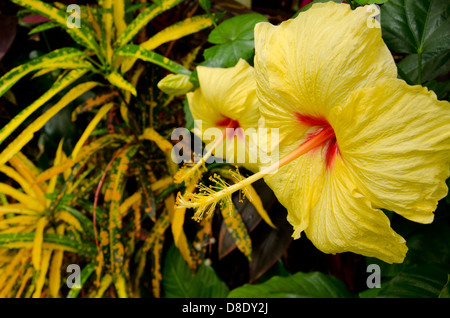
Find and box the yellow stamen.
[177,126,336,218]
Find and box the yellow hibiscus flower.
[177,59,260,184]
[177,2,450,264]
[254,2,450,263]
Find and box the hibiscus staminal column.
[175,118,240,184]
[176,121,337,220]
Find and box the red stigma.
[295,113,338,169]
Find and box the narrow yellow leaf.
[243,184,276,229]
[56,211,83,232]
[0,80,97,166]
[32,217,48,270]
[114,274,128,298]
[48,224,65,298]
[166,192,194,268]
[71,102,114,159]
[15,267,33,298]
[95,274,113,298]
[119,191,141,217]
[103,0,113,64]
[0,165,41,201]
[9,152,47,196]
[32,248,52,298]
[46,138,65,206]
[0,183,44,211]
[113,0,127,38]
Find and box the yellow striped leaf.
[114,0,185,48]
[121,14,214,72]
[113,0,127,39]
[0,47,86,99]
[48,224,65,298]
[0,69,88,147]
[166,192,194,269]
[220,199,252,261]
[106,71,137,96]
[115,45,191,75]
[0,80,97,167]
[0,183,44,210]
[71,102,115,159]
[103,0,113,64]
[0,165,41,201]
[105,145,139,275]
[32,217,48,270]
[11,0,99,51]
[32,248,52,298]
[242,184,276,229]
[114,274,128,298]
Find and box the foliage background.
[0,0,449,298]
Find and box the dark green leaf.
[381,0,450,54]
[295,0,343,15]
[397,49,450,83]
[203,13,268,67]
[355,0,389,4]
[162,244,229,298]
[376,265,448,298]
[228,271,354,298]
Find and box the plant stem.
[417,49,423,84]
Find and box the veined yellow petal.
[254,2,396,126]
[263,147,326,239]
[331,79,450,224]
[304,157,408,264]
[194,59,259,123]
[187,59,261,168]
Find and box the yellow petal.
[331,79,450,224]
[193,59,258,123]
[254,2,396,124]
[304,157,408,264]
[187,59,261,168]
[263,146,326,239]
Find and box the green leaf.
[106,71,137,96]
[162,244,229,298]
[376,265,448,298]
[203,13,268,67]
[0,232,97,256]
[295,0,343,15]
[381,0,450,54]
[355,0,389,4]
[397,49,450,84]
[115,45,191,75]
[28,21,60,35]
[228,271,354,298]
[66,263,96,298]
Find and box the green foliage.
[0,0,448,299]
[228,272,354,298]
[162,244,229,298]
[203,13,268,68]
[381,0,450,85]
